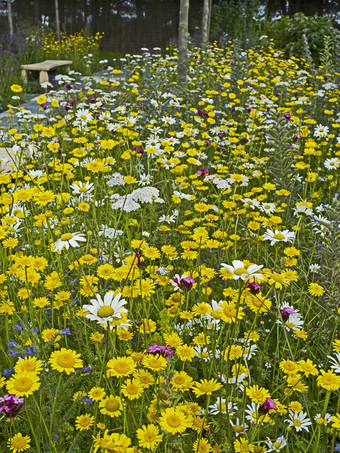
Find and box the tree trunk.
[7,0,13,38]
[178,0,190,87]
[55,0,60,40]
[201,0,212,47]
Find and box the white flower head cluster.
[111,186,164,212]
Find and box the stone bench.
[21,60,73,84]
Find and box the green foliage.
[210,0,263,45]
[264,13,339,66]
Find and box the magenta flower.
[172,274,195,292]
[0,394,25,418]
[281,306,296,322]
[245,281,262,294]
[258,397,277,414]
[145,344,175,357]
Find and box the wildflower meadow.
[0,41,340,453]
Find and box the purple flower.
[0,394,25,418]
[281,306,296,322]
[245,281,261,295]
[284,112,292,119]
[135,253,145,269]
[145,344,175,357]
[197,168,209,176]
[258,397,277,414]
[172,274,195,292]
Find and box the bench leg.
[65,65,70,74]
[21,69,28,84]
[39,70,49,84]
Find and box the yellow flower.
[331,413,340,429]
[49,348,83,374]
[176,344,196,362]
[8,433,30,452]
[142,354,168,371]
[99,395,123,418]
[171,371,194,392]
[121,378,144,399]
[133,369,155,389]
[308,283,325,297]
[137,424,162,450]
[36,95,47,105]
[88,386,105,401]
[192,378,222,397]
[246,385,270,404]
[6,371,40,397]
[106,356,136,378]
[90,331,104,342]
[216,300,245,324]
[75,414,95,431]
[15,357,43,374]
[159,407,192,434]
[317,370,340,391]
[10,84,23,93]
[234,437,255,453]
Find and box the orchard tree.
[7,0,13,38]
[201,0,212,47]
[178,0,189,87]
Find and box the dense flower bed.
[0,43,339,452]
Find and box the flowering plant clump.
[0,41,339,452]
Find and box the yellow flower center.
[234,267,248,276]
[105,399,120,412]
[273,442,281,449]
[174,376,185,384]
[126,384,138,394]
[200,383,214,393]
[148,358,161,368]
[217,402,227,411]
[113,362,130,374]
[252,390,263,400]
[234,425,243,433]
[61,233,73,241]
[11,437,27,449]
[97,306,114,318]
[293,419,302,427]
[223,306,236,317]
[273,233,285,240]
[167,415,181,428]
[145,433,156,441]
[57,354,75,368]
[15,377,33,392]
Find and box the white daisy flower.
[309,263,320,273]
[285,410,312,432]
[314,124,329,138]
[83,291,128,329]
[221,260,263,280]
[328,352,340,374]
[324,157,340,170]
[260,202,276,214]
[53,232,86,252]
[208,398,235,415]
[70,181,94,196]
[229,418,248,437]
[262,229,295,245]
[265,435,287,451]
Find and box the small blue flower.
[61,328,71,335]
[4,368,15,377]
[81,396,93,405]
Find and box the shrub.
[264,12,339,65]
